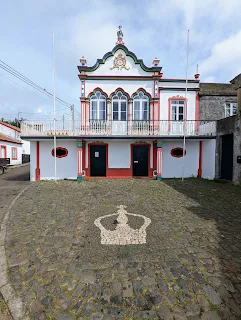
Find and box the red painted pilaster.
[157,141,163,180]
[35,141,40,181]
[76,140,83,182]
[198,141,203,177]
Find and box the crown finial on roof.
[116,25,125,45]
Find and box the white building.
[21,29,216,181]
[0,121,23,165]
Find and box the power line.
[0,60,79,121]
[0,72,65,107]
[0,63,70,108]
[0,59,70,106]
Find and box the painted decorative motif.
[110,53,130,71]
[94,205,151,245]
[78,44,162,73]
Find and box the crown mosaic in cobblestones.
[94,205,151,245]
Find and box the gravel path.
[4,178,241,319]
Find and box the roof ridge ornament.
[116,25,125,45]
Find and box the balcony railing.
[20,120,217,137]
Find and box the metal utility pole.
[70,104,75,132]
[62,114,65,130]
[52,32,57,182]
[17,111,21,127]
[182,29,190,182]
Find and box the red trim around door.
[130,143,151,177]
[82,141,86,170]
[87,142,108,176]
[153,141,157,169]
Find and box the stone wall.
[199,96,237,121]
[199,83,237,121]
[215,115,241,184]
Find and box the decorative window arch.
[90,90,107,120]
[112,91,128,121]
[168,96,187,121]
[133,91,150,120]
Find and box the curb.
[8,163,30,170]
[0,184,32,320]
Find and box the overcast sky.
[0,0,241,121]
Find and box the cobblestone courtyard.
[4,179,241,319]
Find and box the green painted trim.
[76,141,82,148]
[77,176,83,182]
[80,76,154,81]
[156,176,162,180]
[77,44,162,73]
[157,141,163,148]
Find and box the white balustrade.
[21,120,217,137]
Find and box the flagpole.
[52,32,57,182]
[182,29,189,181]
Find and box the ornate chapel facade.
[21,28,216,181]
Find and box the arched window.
[112,91,127,121]
[133,91,149,120]
[90,91,107,120]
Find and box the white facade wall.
[162,141,199,178]
[159,81,199,89]
[85,140,153,168]
[86,80,153,98]
[108,141,131,168]
[0,124,20,140]
[0,141,22,165]
[22,140,30,154]
[29,138,215,180]
[30,140,77,181]
[159,91,197,121]
[202,139,216,179]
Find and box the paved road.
[0,164,30,320]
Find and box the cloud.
[1,0,241,118]
[200,30,241,81]
[202,75,216,83]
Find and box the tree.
[1,118,21,128]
